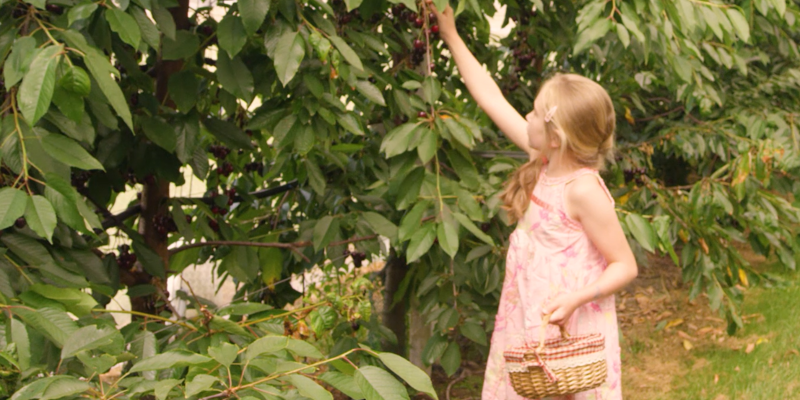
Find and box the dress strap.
[564,170,615,205]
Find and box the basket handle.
[535,314,571,353]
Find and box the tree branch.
[168,234,380,262]
[100,180,299,230]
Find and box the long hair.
[501,74,616,224]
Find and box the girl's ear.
[549,130,562,149]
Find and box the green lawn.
[655,272,800,399]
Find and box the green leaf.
[313,216,338,252]
[140,116,178,153]
[453,212,494,245]
[726,9,750,42]
[440,342,461,377]
[24,195,57,243]
[363,212,398,242]
[422,76,441,105]
[39,377,91,400]
[202,117,254,149]
[61,325,120,359]
[105,8,141,48]
[406,223,435,263]
[132,240,166,278]
[246,336,289,360]
[240,0,271,35]
[381,123,417,157]
[12,307,78,348]
[28,284,98,316]
[285,375,333,400]
[625,213,657,252]
[68,3,98,27]
[416,128,437,163]
[0,188,28,230]
[337,112,365,135]
[185,375,219,398]
[329,35,364,71]
[191,145,209,179]
[167,70,198,113]
[9,318,31,370]
[437,221,459,259]
[616,23,630,48]
[294,125,315,155]
[217,51,255,104]
[355,366,410,400]
[208,342,238,367]
[355,80,386,106]
[395,168,424,210]
[319,372,365,399]
[62,30,133,129]
[376,352,439,399]
[260,247,283,284]
[344,0,363,11]
[175,116,199,164]
[129,351,212,372]
[459,321,487,346]
[41,132,105,170]
[218,14,248,58]
[573,18,612,55]
[152,5,176,40]
[286,338,324,358]
[17,45,61,125]
[130,5,160,49]
[305,158,326,195]
[274,30,306,86]
[58,65,91,96]
[161,31,199,60]
[442,117,473,149]
[701,6,724,39]
[769,0,786,16]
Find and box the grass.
[660,275,800,399]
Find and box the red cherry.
[413,39,424,49]
[414,17,424,27]
[417,111,428,118]
[430,25,439,34]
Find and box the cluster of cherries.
[71,170,92,193]
[116,245,138,270]
[152,213,179,239]
[209,187,236,216]
[209,144,235,177]
[343,248,368,268]
[623,167,647,185]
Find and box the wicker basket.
[503,314,607,398]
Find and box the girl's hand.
[541,293,581,326]
[428,1,457,42]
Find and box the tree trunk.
[408,303,432,373]
[382,251,408,355]
[128,0,189,315]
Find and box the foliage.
[0,0,799,397]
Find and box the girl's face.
[525,96,550,151]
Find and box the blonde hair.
[501,73,616,224]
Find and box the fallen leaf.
[677,330,694,340]
[745,343,755,354]
[756,337,769,345]
[697,326,714,335]
[666,318,684,329]
[655,310,673,321]
[786,349,799,357]
[714,395,729,400]
[734,366,740,372]
[683,340,694,350]
[714,374,719,384]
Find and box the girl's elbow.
[629,262,639,281]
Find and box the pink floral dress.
[481,167,622,400]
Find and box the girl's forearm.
[441,33,505,110]
[574,262,638,306]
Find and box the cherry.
[144,175,156,185]
[199,25,213,36]
[15,217,26,229]
[407,12,417,22]
[208,219,220,232]
[414,17,424,28]
[429,13,437,22]
[413,39,424,49]
[417,111,428,118]
[46,4,63,14]
[430,25,439,34]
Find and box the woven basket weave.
[503,315,607,398]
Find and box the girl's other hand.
[541,293,581,326]
[428,1,457,42]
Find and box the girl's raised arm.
[433,5,535,158]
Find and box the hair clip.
[544,106,558,123]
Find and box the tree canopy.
[0,0,799,397]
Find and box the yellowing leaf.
[665,318,684,329]
[738,269,749,287]
[683,339,693,350]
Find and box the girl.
[433,4,638,400]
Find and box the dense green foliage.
[0,0,799,398]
